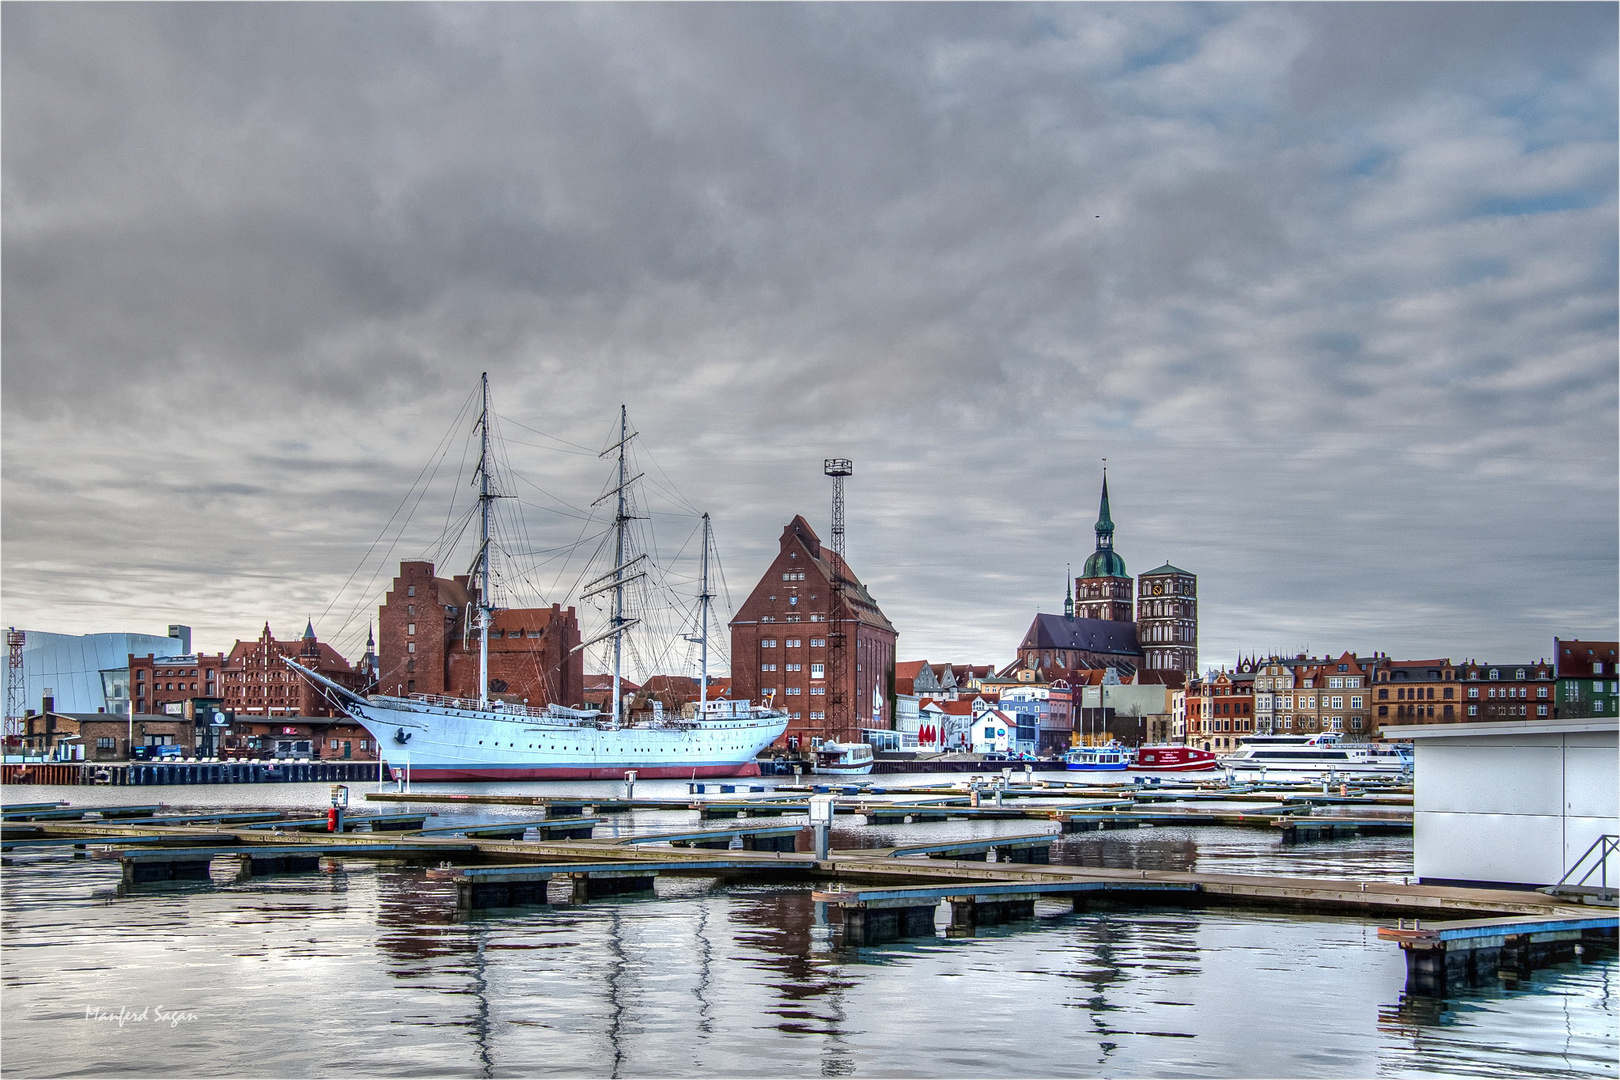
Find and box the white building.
[969,709,1014,755]
[1394,719,1618,888]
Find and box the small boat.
[1218,733,1413,774]
[1065,742,1130,771]
[813,742,875,775]
[1129,745,1217,772]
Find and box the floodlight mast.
[823,458,853,743]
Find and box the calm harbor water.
[2,778,1614,1078]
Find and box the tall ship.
[289,378,787,781]
[1217,733,1412,775]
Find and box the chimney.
[41,692,54,714]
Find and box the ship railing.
[400,693,561,720]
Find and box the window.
[786,664,801,672]
[1346,677,1361,688]
[786,687,801,696]
[810,614,824,622]
[1350,717,1362,731]
[1378,689,1388,700]
[1338,664,1348,672]
[1328,678,1343,689]
[1515,669,1526,680]
[1537,705,1548,716]
[97,737,116,750]
[811,686,825,695]
[406,623,415,635]
[762,639,777,648]
[787,639,801,648]
[1350,696,1362,710]
[407,586,416,597]
[1331,696,1343,709]
[1489,669,1499,680]
[810,664,825,679]
[761,663,776,672]
[811,638,826,648]
[407,643,415,654]
[1467,704,1477,716]
[1468,687,1478,699]
[1283,718,1292,729]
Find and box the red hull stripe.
[396,762,764,782]
[1127,762,1217,772]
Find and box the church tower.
[1075,471,1134,621]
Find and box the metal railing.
[1547,834,1619,897]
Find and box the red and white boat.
[1129,745,1217,772]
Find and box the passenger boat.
[813,741,875,775]
[289,380,787,781]
[1217,733,1413,774]
[1065,742,1130,771]
[1129,745,1217,772]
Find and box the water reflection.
[1379,951,1618,1079]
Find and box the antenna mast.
[824,458,853,743]
[5,628,24,747]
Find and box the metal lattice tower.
[823,460,853,742]
[824,458,851,559]
[6,628,25,741]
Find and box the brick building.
[1370,658,1462,737]
[129,652,226,716]
[377,560,584,708]
[1136,564,1197,673]
[1010,473,1195,686]
[1182,668,1256,752]
[218,622,368,718]
[1455,659,1556,722]
[729,515,897,749]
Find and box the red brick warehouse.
[729,516,896,749]
[377,560,584,707]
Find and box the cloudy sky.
[4,2,1616,678]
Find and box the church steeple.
[1095,468,1115,551]
[1077,465,1133,621]
[1064,564,1074,619]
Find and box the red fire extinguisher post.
[326,807,339,832]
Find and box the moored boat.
[1217,733,1412,774]
[1129,744,1217,772]
[1065,742,1130,771]
[813,741,874,775]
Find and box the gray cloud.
[3,2,1614,672]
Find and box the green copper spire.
[1095,471,1115,541]
[1081,469,1128,579]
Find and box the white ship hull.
[347,694,789,782]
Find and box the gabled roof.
[734,515,895,635]
[1140,563,1192,577]
[1022,613,1140,657]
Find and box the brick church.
[1014,473,1198,682]
[377,560,585,708]
[730,516,896,749]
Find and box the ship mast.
[613,406,627,724]
[476,372,493,709]
[699,513,712,714]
